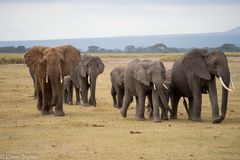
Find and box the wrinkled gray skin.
[70,54,105,107]
[29,68,37,99]
[64,75,73,105]
[171,48,231,123]
[120,59,172,122]
[147,69,189,119]
[64,76,80,105]
[110,66,125,108]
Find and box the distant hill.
[0,26,240,51]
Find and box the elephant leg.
[42,83,52,115]
[75,87,81,105]
[152,91,161,122]
[117,88,124,108]
[111,86,118,108]
[192,93,202,122]
[121,90,133,118]
[37,90,42,111]
[135,96,139,119]
[147,95,153,120]
[89,77,97,107]
[80,77,89,107]
[54,85,65,116]
[208,79,221,123]
[170,93,180,119]
[137,94,146,121]
[118,89,124,109]
[188,97,193,120]
[64,89,67,104]
[67,81,73,105]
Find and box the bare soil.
[0,56,239,160]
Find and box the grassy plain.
[0,53,240,160]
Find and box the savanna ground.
[0,53,240,160]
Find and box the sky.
[0,0,240,41]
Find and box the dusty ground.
[0,55,240,160]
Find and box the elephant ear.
[134,63,150,86]
[57,45,81,76]
[24,46,47,72]
[95,56,105,74]
[182,49,211,80]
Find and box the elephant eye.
[213,61,217,65]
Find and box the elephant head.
[24,45,80,113]
[133,60,172,113]
[182,48,234,123]
[72,55,104,87]
[110,66,125,86]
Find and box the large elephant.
[24,45,81,116]
[110,66,125,108]
[70,54,105,107]
[120,59,172,122]
[170,48,234,123]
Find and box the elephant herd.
[25,45,234,124]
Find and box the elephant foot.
[192,116,203,122]
[162,116,169,121]
[82,103,90,107]
[75,102,81,105]
[136,117,146,121]
[212,116,222,124]
[68,102,73,105]
[148,114,153,120]
[89,101,96,107]
[120,110,127,118]
[113,104,118,108]
[170,114,178,119]
[55,110,65,116]
[153,117,161,123]
[41,110,51,115]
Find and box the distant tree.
[16,46,26,52]
[124,45,136,52]
[220,43,240,52]
[87,45,100,52]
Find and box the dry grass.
[0,55,240,160]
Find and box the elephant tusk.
[60,74,63,83]
[88,76,91,84]
[46,75,48,83]
[219,77,232,92]
[153,83,156,90]
[230,79,235,90]
[163,83,168,90]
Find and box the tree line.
[0,43,240,53]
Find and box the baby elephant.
[110,66,125,108]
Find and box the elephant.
[70,54,105,107]
[64,75,73,105]
[63,76,81,105]
[110,66,125,108]
[24,45,81,116]
[29,68,37,99]
[148,69,190,119]
[120,59,172,122]
[170,48,234,123]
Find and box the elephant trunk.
[154,81,172,114]
[218,66,230,123]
